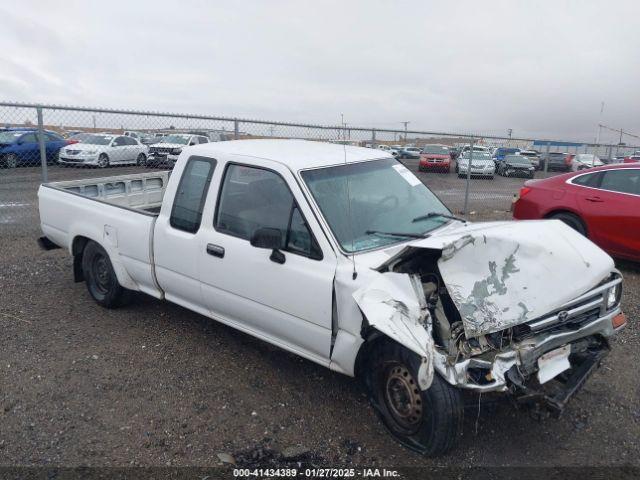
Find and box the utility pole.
[402,121,410,142]
[92,115,97,131]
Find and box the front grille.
[150,147,172,155]
[513,274,621,339]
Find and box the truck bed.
[38,171,170,299]
[44,171,170,213]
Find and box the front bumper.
[148,153,178,166]
[58,155,98,165]
[434,306,624,395]
[458,166,495,175]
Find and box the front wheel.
[136,153,146,166]
[4,153,18,168]
[369,342,464,456]
[97,153,110,168]
[81,241,131,308]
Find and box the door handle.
[585,196,604,202]
[206,243,225,258]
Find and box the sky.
[1,0,639,142]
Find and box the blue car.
[493,147,521,162]
[0,128,68,168]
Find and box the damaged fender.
[353,272,434,390]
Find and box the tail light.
[66,139,79,144]
[519,186,532,198]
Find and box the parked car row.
[0,127,213,169]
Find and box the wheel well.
[71,236,92,282]
[544,209,588,235]
[353,328,400,383]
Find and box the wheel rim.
[91,253,111,295]
[137,153,145,165]
[98,155,108,168]
[384,365,423,431]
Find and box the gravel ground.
[0,163,639,469]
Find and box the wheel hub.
[385,366,423,429]
[93,255,110,293]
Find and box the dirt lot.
[0,163,639,469]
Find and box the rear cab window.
[170,156,217,233]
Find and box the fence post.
[463,137,473,216]
[372,129,376,145]
[37,106,48,183]
[543,141,550,174]
[234,119,239,140]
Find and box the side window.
[287,206,322,259]
[572,172,602,187]
[215,164,321,259]
[20,133,37,143]
[113,136,126,146]
[600,170,640,195]
[125,136,138,146]
[45,132,62,141]
[188,137,198,146]
[200,136,209,144]
[170,156,216,233]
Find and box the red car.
[623,154,640,163]
[418,144,451,173]
[513,164,640,262]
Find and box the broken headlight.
[606,283,622,310]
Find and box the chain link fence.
[2,101,638,239]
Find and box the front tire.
[5,153,18,168]
[97,153,110,168]
[136,153,146,166]
[369,342,463,456]
[81,241,131,308]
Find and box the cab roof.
[188,139,394,170]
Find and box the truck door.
[154,156,218,311]
[197,159,337,365]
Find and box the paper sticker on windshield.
[392,164,422,187]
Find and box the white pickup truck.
[38,140,626,456]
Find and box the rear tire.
[368,342,463,456]
[81,241,131,308]
[549,212,587,236]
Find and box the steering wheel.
[377,195,399,212]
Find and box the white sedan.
[58,134,148,168]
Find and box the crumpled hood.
[372,219,614,338]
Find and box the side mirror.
[250,227,285,264]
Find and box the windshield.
[0,131,24,143]
[82,135,113,145]
[504,155,530,165]
[422,145,449,155]
[301,158,450,253]
[577,154,600,162]
[162,135,189,145]
[69,133,92,142]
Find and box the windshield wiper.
[411,212,466,223]
[365,230,428,239]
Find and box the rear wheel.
[368,342,463,456]
[549,212,587,236]
[81,241,131,308]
